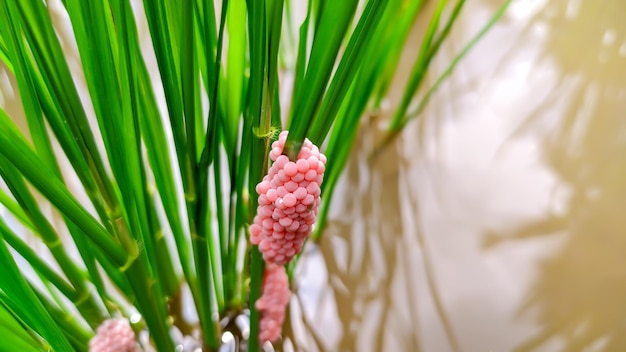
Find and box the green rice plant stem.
[189,146,222,347]
[196,0,217,100]
[193,1,230,330]
[290,0,313,113]
[135,45,195,296]
[0,159,105,326]
[202,175,225,311]
[388,0,448,133]
[15,0,121,214]
[246,0,267,131]
[187,189,221,350]
[137,103,195,294]
[109,0,178,312]
[423,0,466,76]
[0,37,13,72]
[188,58,223,352]
[247,247,266,352]
[178,26,219,350]
[198,171,225,315]
[281,0,295,65]
[371,0,427,107]
[143,0,193,196]
[122,258,176,351]
[63,5,158,303]
[404,0,512,125]
[199,0,229,169]
[308,0,390,144]
[0,117,128,266]
[232,126,251,306]
[183,0,224,328]
[0,1,115,314]
[1,0,99,212]
[375,0,512,153]
[285,0,359,160]
[225,0,246,153]
[32,290,92,351]
[0,187,33,229]
[182,0,198,165]
[267,0,284,105]
[0,232,74,351]
[0,300,48,352]
[0,0,56,178]
[119,0,197,312]
[24,64,116,231]
[248,86,273,352]
[245,0,271,348]
[271,79,282,128]
[92,246,134,300]
[146,190,180,297]
[115,0,181,302]
[225,178,240,309]
[0,217,78,302]
[312,57,373,242]
[213,144,234,306]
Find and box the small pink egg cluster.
[89,318,138,352]
[250,131,326,265]
[255,263,290,344]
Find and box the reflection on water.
[288,0,626,351]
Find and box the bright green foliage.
[0,0,511,350]
[0,301,51,352]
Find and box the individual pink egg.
[304,169,317,182]
[276,186,288,198]
[262,218,274,230]
[272,223,285,233]
[291,173,305,182]
[266,189,278,202]
[277,170,289,183]
[284,181,298,193]
[256,181,271,194]
[283,162,298,177]
[302,194,314,206]
[296,159,309,173]
[274,155,289,168]
[250,224,262,236]
[307,155,319,170]
[258,194,270,205]
[282,193,297,207]
[279,217,293,227]
[294,187,307,200]
[306,182,320,197]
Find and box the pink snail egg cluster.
[89,318,137,352]
[250,131,326,265]
[255,263,290,344]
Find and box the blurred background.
[2,0,625,351]
[287,0,626,351]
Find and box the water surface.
[288,1,626,351]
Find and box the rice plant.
[0,0,511,350]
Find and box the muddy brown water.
[1,0,626,351]
[285,1,626,351]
